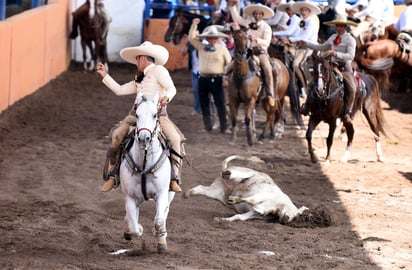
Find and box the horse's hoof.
[157,236,167,254]
[257,140,263,145]
[157,243,167,254]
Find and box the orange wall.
[0,0,71,113]
[144,18,188,71]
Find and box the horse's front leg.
[228,99,239,144]
[325,120,337,164]
[153,191,170,254]
[306,117,321,163]
[340,120,355,163]
[80,40,88,72]
[244,101,256,145]
[123,196,143,240]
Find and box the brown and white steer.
[184,155,308,222]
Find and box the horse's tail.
[222,155,265,170]
[372,80,397,141]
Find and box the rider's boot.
[170,157,182,192]
[101,147,120,192]
[343,73,357,121]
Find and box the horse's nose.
[138,135,151,144]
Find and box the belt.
[200,73,224,78]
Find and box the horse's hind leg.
[362,105,384,162]
[123,196,143,240]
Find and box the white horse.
[120,93,175,254]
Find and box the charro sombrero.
[120,41,169,66]
[323,15,358,27]
[277,1,295,12]
[291,0,321,16]
[244,4,275,19]
[198,25,228,38]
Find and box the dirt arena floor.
[0,63,411,270]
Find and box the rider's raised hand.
[192,18,200,25]
[228,0,238,7]
[96,63,107,78]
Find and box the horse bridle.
[233,30,249,63]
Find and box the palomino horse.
[120,93,175,254]
[356,34,412,92]
[305,52,393,164]
[76,0,109,71]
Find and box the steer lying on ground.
[184,155,310,223]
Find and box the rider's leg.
[69,2,89,39]
[294,50,310,115]
[342,72,357,121]
[259,54,276,107]
[102,114,136,192]
[159,116,183,193]
[210,76,228,133]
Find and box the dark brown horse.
[164,8,227,45]
[76,0,109,71]
[305,52,393,164]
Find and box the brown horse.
[356,36,412,92]
[76,0,109,71]
[305,52,393,164]
[227,29,261,145]
[257,58,290,143]
[227,29,290,145]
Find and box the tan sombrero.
[244,4,274,19]
[277,1,295,12]
[198,25,228,38]
[120,41,169,66]
[291,0,321,16]
[323,15,358,27]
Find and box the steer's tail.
[222,155,265,170]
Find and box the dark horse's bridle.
[312,55,344,101]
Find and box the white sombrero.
[277,1,295,12]
[198,25,228,38]
[244,4,274,20]
[291,0,321,16]
[120,41,169,66]
[323,15,358,27]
